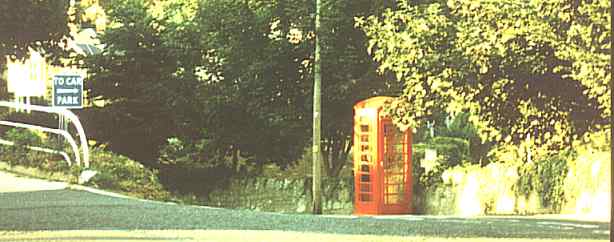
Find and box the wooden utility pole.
[610,2,613,239]
[312,0,323,215]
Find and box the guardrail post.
[0,101,90,168]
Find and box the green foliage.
[0,127,170,200]
[427,136,469,167]
[192,0,400,173]
[411,135,471,211]
[4,128,42,147]
[437,113,477,140]
[83,0,398,176]
[0,1,72,63]
[412,121,472,181]
[0,128,44,166]
[0,78,8,101]
[515,153,569,212]
[358,0,610,145]
[414,112,492,164]
[85,147,171,200]
[79,0,185,163]
[441,112,492,163]
[158,137,225,168]
[158,137,191,166]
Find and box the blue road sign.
[53,75,83,108]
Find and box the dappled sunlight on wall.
[494,193,515,214]
[442,163,520,216]
[457,174,481,216]
[427,130,610,219]
[563,130,611,221]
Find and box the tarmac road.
[0,171,609,241]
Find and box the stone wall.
[416,163,548,216]
[205,151,610,219]
[416,159,610,219]
[206,177,354,214]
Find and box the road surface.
[0,171,609,241]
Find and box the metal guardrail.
[0,138,73,165]
[0,101,89,168]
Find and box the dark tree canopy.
[80,0,184,163]
[0,0,72,61]
[0,1,74,103]
[82,0,397,174]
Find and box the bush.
[515,153,569,212]
[158,137,223,168]
[84,147,171,200]
[411,136,471,213]
[0,128,46,166]
[428,136,470,166]
[4,128,43,145]
[413,128,609,216]
[158,137,204,166]
[412,136,471,192]
[0,128,171,201]
[0,111,57,135]
[485,140,570,213]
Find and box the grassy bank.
[0,131,171,201]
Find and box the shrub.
[515,153,569,212]
[411,136,471,213]
[158,137,222,168]
[0,111,57,135]
[412,136,471,192]
[84,147,171,200]
[0,128,45,166]
[0,128,171,201]
[428,136,470,167]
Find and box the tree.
[83,0,398,178]
[358,0,610,147]
[318,0,400,177]
[81,0,190,163]
[0,1,72,62]
[193,0,400,175]
[82,0,310,165]
[0,1,74,111]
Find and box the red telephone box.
[353,96,412,215]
